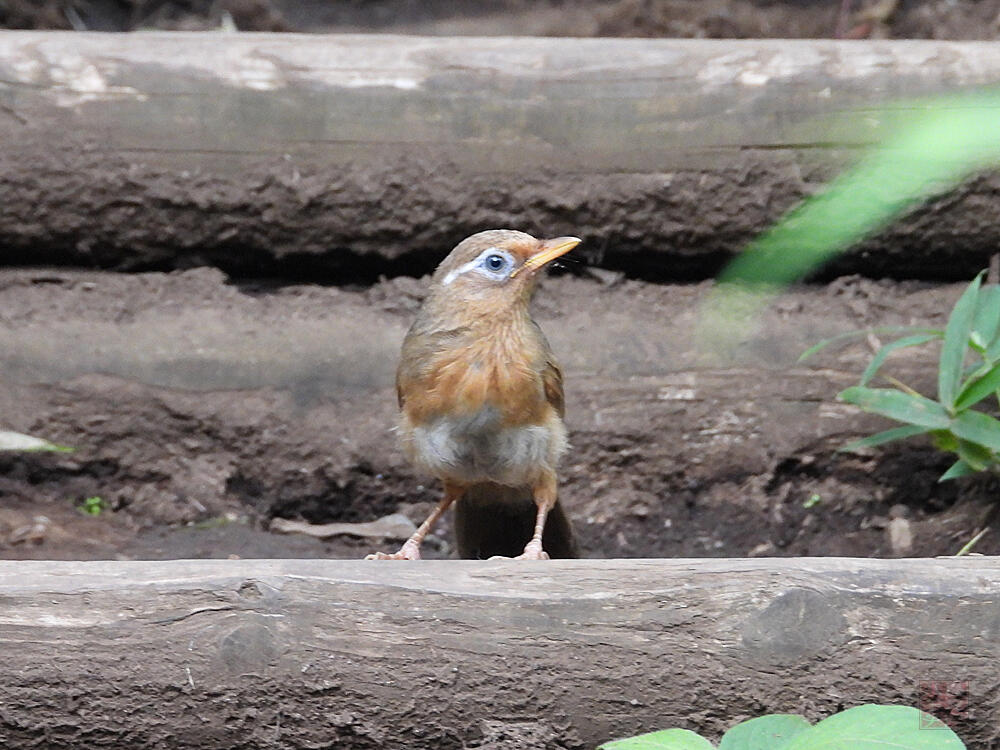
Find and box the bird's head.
[428,230,581,310]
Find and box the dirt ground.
[1,266,996,563]
[5,0,1000,40]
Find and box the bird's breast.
[404,329,549,426]
[397,316,565,484]
[404,405,565,487]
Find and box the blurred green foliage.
[720,92,1000,287]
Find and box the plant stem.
[954,526,990,556]
[883,375,923,399]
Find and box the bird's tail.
[453,482,578,559]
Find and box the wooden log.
[1,34,1000,278]
[0,558,994,749]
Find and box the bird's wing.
[542,357,565,418]
[532,320,565,418]
[396,322,472,410]
[396,370,406,409]
[396,323,422,410]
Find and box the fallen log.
[0,557,995,749]
[1,34,1000,278]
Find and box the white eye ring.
[476,248,514,278]
[442,247,516,285]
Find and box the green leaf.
[718,94,1000,289]
[81,496,106,516]
[960,360,995,390]
[939,274,983,411]
[954,362,1000,411]
[859,333,940,386]
[950,410,1000,452]
[719,714,811,750]
[0,430,73,453]
[931,430,959,452]
[799,330,869,362]
[839,387,951,429]
[840,425,932,453]
[971,285,1000,355]
[600,729,715,750]
[784,705,965,750]
[955,439,993,472]
[940,459,977,482]
[986,316,1000,364]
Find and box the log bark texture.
[2,34,1000,278]
[0,557,997,749]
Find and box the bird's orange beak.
[511,236,582,278]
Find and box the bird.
[366,229,581,560]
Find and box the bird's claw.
[488,545,550,561]
[514,549,550,561]
[365,540,421,560]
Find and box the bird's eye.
[485,254,506,271]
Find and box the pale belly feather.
[404,404,566,487]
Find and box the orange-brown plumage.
[399,312,554,428]
[368,229,580,560]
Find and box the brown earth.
[2,0,998,565]
[1,266,996,563]
[5,0,1000,41]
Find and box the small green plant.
[600,705,964,750]
[803,493,822,509]
[805,272,1000,481]
[0,430,72,453]
[80,496,106,516]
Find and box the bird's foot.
[365,540,421,560]
[488,541,550,561]
[514,547,550,561]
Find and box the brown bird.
[367,229,581,560]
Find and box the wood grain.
[0,557,995,748]
[1,34,1000,276]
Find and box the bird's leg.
[515,471,558,561]
[365,483,463,560]
[834,0,854,37]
